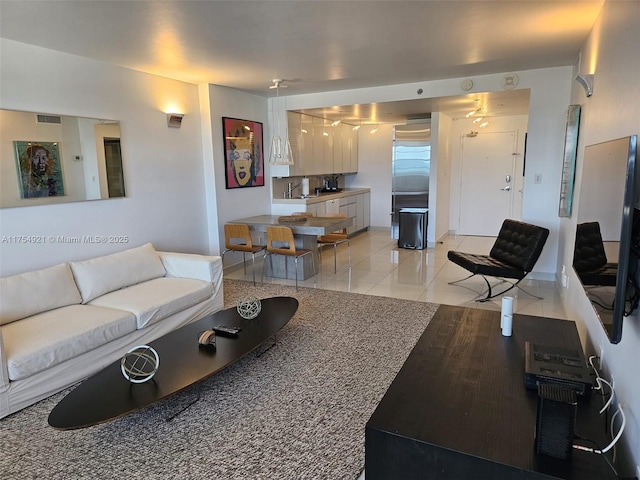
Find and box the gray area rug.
[0,279,439,479]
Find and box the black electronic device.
[213,325,241,337]
[535,383,577,460]
[524,342,593,396]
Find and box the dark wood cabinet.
[365,305,616,479]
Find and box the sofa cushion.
[0,264,82,325]
[2,304,136,381]
[70,243,167,304]
[88,277,214,329]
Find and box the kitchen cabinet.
[272,189,370,234]
[333,123,343,173]
[310,116,325,176]
[283,112,304,177]
[339,195,357,235]
[363,192,370,229]
[279,112,359,177]
[356,194,364,231]
[326,198,340,214]
[324,119,334,173]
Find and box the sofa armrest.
[157,252,223,284]
[0,327,9,389]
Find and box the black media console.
[365,305,616,480]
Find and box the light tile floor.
[225,229,567,320]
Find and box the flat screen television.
[574,135,638,344]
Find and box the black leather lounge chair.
[573,221,618,287]
[447,219,550,301]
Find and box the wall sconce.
[575,74,594,97]
[167,113,184,128]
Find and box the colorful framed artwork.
[222,117,264,189]
[14,141,65,198]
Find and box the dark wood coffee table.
[48,296,298,430]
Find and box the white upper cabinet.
[282,112,359,177]
[286,111,304,176]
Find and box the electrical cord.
[573,434,618,477]
[573,404,626,455]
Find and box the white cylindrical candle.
[302,177,310,196]
[502,314,513,337]
[501,296,514,329]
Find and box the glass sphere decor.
[237,296,262,319]
[120,345,159,383]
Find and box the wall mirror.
[558,105,581,217]
[0,109,125,208]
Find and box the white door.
[458,131,519,236]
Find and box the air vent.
[36,114,62,124]
[406,114,431,125]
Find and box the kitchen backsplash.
[272,175,345,198]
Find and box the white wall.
[284,67,572,275]
[345,124,394,228]
[432,112,453,243]
[0,39,209,276]
[558,1,640,474]
[205,84,270,266]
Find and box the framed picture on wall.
[14,141,65,198]
[222,117,264,189]
[558,105,581,217]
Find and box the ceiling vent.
[36,114,62,124]
[406,114,431,125]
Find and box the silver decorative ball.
[237,296,262,319]
[120,345,159,383]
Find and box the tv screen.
[574,135,638,344]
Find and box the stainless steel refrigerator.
[391,123,431,240]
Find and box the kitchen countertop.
[272,187,370,205]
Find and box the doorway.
[458,131,521,236]
[104,138,125,198]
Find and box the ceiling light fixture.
[370,124,379,134]
[479,121,489,128]
[331,120,341,127]
[268,79,294,165]
[352,119,362,131]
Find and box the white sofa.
[0,243,224,419]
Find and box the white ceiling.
[0,0,603,123]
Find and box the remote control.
[213,325,241,337]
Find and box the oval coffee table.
[48,296,298,430]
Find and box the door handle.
[501,186,511,191]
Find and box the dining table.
[229,214,352,280]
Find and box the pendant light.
[268,79,294,165]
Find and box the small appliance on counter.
[322,174,342,192]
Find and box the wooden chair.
[221,223,266,286]
[262,225,315,290]
[317,213,351,273]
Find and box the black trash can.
[398,208,428,249]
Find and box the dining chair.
[262,225,315,290]
[221,223,266,286]
[317,213,351,273]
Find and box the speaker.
[535,383,577,460]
